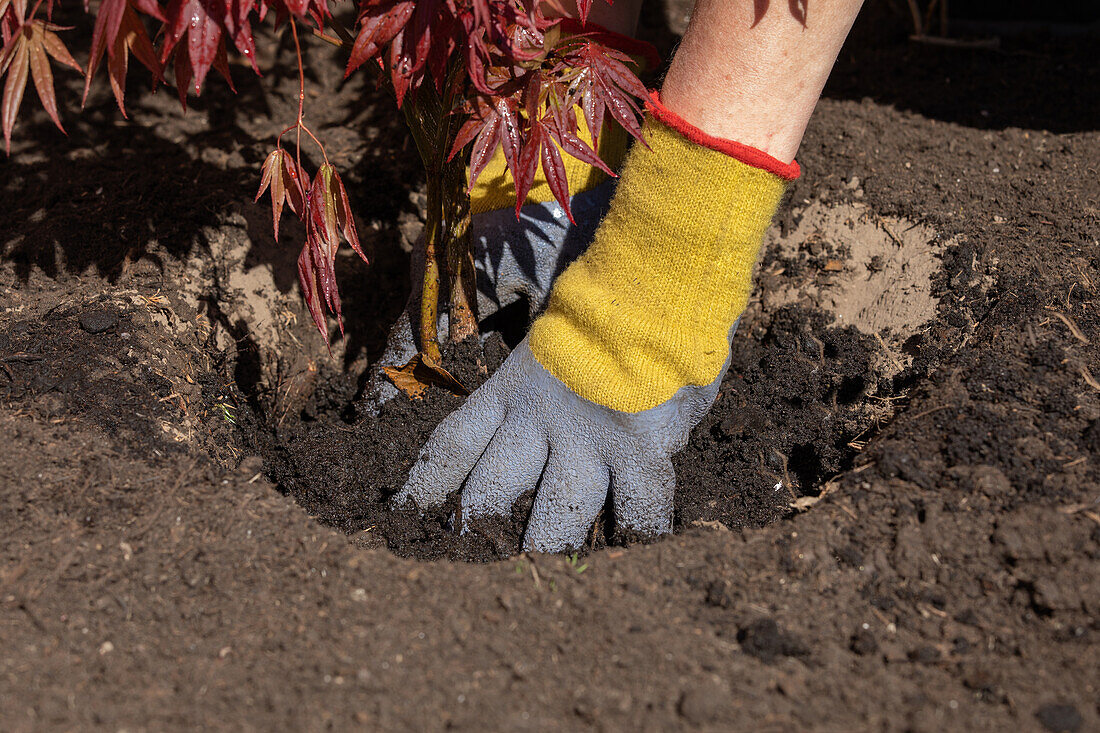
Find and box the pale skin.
[563,0,866,163]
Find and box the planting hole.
[236,203,947,560]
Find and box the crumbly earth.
[1,6,1098,731]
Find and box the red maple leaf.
[84,0,165,115]
[1,18,81,152]
[255,146,307,239]
[159,0,258,101]
[560,39,648,150]
[298,162,367,340]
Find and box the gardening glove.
[394,93,800,552]
[364,27,659,409]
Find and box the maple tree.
[1,0,648,378]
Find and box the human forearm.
[662,0,864,162]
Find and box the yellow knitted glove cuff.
[528,113,790,412]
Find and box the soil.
[2,4,1099,731]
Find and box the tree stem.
[419,175,444,363]
[444,157,477,343]
[400,69,477,358]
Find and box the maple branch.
[291,19,306,175]
[419,174,444,363]
[440,73,477,343]
[309,15,356,50]
[444,156,477,343]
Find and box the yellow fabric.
[469,118,628,215]
[528,115,788,412]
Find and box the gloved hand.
[392,331,734,549]
[395,93,800,551]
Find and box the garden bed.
[1,11,1097,730]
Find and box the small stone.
[737,618,808,663]
[908,645,940,664]
[1036,704,1083,733]
[80,309,119,334]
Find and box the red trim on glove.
[645,91,801,181]
[557,18,662,72]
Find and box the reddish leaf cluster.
[348,0,648,221]
[2,1,82,150]
[1,0,322,142]
[1,0,648,340]
[256,148,367,340]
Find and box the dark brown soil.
[246,303,892,561]
[2,5,1098,730]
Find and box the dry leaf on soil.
[383,352,469,400]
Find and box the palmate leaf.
[1,20,81,152]
[84,0,163,115]
[159,0,258,101]
[509,115,593,223]
[160,0,221,97]
[458,96,521,190]
[255,147,307,239]
[298,163,366,340]
[344,0,413,76]
[562,40,648,149]
[547,101,613,176]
